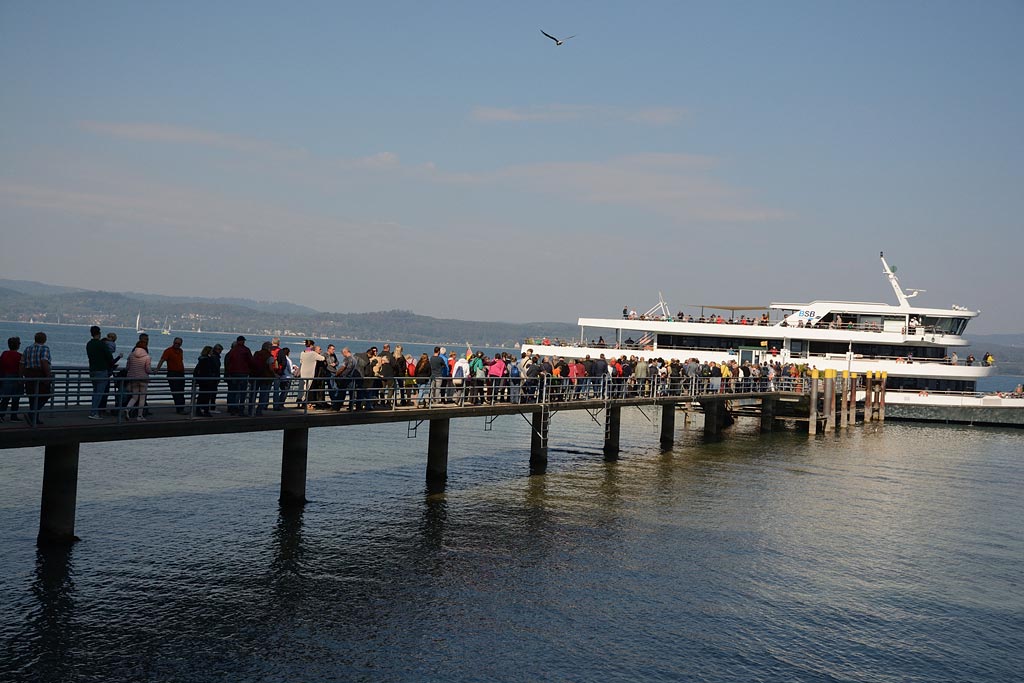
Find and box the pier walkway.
[1,371,864,545]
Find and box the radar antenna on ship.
[880,251,925,308]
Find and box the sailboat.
[161,317,171,335]
[136,312,145,334]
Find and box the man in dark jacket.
[224,336,253,415]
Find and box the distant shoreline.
[0,319,516,352]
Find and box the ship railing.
[523,342,985,369]
[0,369,819,428]
[524,321,961,346]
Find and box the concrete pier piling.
[426,418,450,486]
[660,405,676,450]
[530,411,549,474]
[604,406,621,460]
[760,397,776,433]
[38,442,81,544]
[280,427,309,505]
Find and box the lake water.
[1,322,1022,682]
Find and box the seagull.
[540,29,575,46]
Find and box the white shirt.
[299,349,324,379]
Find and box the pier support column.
[530,411,549,474]
[840,372,849,429]
[280,428,309,506]
[426,418,450,486]
[38,442,81,544]
[700,399,723,436]
[760,397,776,433]
[849,373,858,425]
[604,406,621,460]
[878,372,887,423]
[808,371,819,436]
[660,405,676,450]
[864,372,874,422]
[824,372,835,432]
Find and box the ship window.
[920,316,969,334]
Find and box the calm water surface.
[1,322,1022,682]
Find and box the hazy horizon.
[2,2,1021,332]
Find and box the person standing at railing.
[0,336,22,423]
[323,344,340,405]
[208,344,224,413]
[567,356,584,401]
[451,353,470,406]
[274,347,296,410]
[332,347,355,410]
[124,339,152,421]
[193,346,219,417]
[388,345,404,406]
[156,337,187,415]
[428,347,447,405]
[378,344,397,406]
[267,337,282,410]
[297,340,324,410]
[414,353,432,407]
[98,332,123,415]
[522,356,541,402]
[224,336,254,416]
[86,326,115,420]
[252,342,277,416]
[634,357,649,398]
[19,332,52,426]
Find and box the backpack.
[509,363,521,378]
[454,364,464,378]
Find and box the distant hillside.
[969,333,1024,348]
[0,279,577,347]
[1,279,318,316]
[0,279,86,297]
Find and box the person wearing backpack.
[468,352,486,405]
[452,354,470,405]
[508,354,522,403]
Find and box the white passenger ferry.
[524,253,996,397]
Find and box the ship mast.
[879,251,923,309]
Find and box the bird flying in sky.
[540,30,575,46]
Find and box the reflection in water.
[27,546,76,682]
[419,493,448,553]
[1,417,1022,682]
[271,505,305,578]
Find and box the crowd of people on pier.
[0,327,840,427]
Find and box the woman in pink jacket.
[125,340,152,421]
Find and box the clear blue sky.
[1,1,1021,332]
